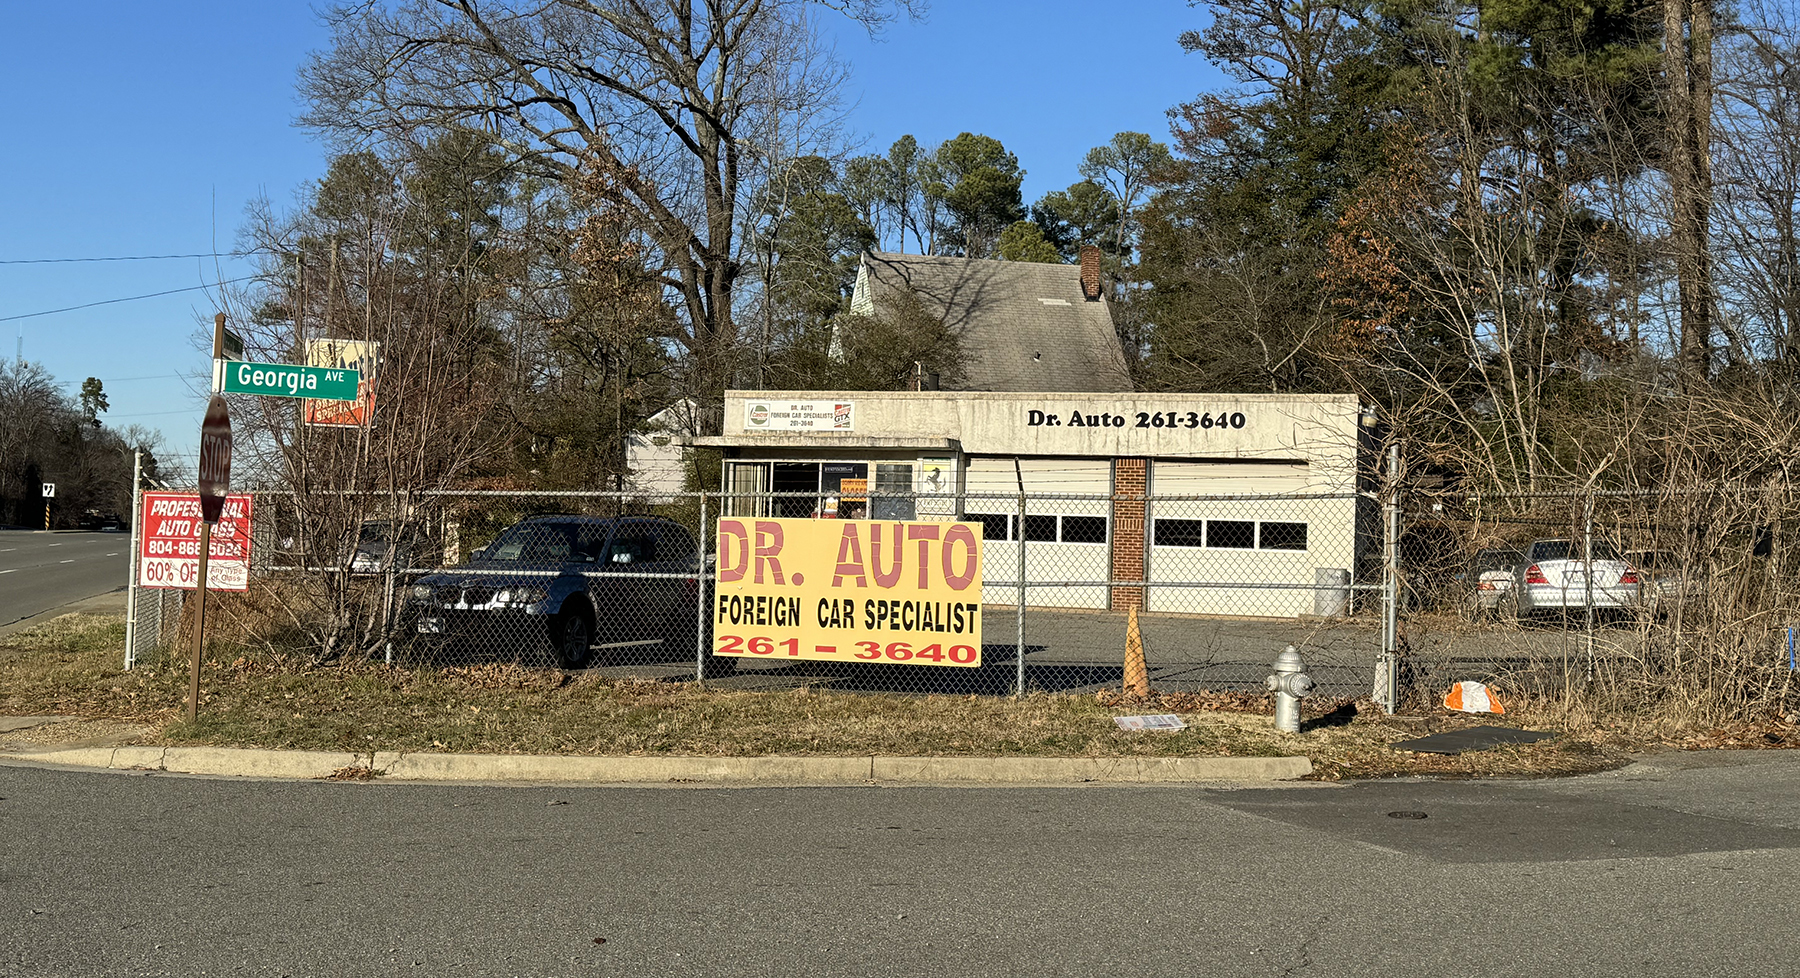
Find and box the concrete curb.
[0,746,1312,784]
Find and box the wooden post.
[185,520,212,722]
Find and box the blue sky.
[0,2,1222,471]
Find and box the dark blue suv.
[405,514,728,673]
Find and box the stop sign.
[198,395,232,525]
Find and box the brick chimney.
[1079,245,1102,301]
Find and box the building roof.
[850,252,1134,393]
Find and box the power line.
[0,251,258,265]
[0,276,259,323]
[107,409,206,419]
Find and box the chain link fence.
[93,478,1800,724]
[114,488,1386,699]
[1391,487,1800,714]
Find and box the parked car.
[1505,538,1642,621]
[1625,548,1704,615]
[1463,546,1524,617]
[349,520,434,576]
[402,514,733,675]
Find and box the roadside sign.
[304,338,378,427]
[41,483,54,498]
[138,492,252,590]
[215,360,361,401]
[221,328,244,360]
[712,518,984,667]
[198,395,231,525]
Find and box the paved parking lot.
[403,598,1650,699]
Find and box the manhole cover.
[1386,810,1428,820]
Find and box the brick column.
[1111,458,1146,611]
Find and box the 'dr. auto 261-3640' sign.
[713,518,982,666]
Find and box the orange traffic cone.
[1124,605,1149,697]
[1444,681,1504,714]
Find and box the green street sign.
[215,359,361,400]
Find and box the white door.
[1146,461,1353,617]
[965,458,1112,610]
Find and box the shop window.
[1061,515,1108,544]
[970,513,1011,541]
[871,464,915,520]
[1022,514,1058,542]
[1206,520,1256,549]
[771,462,821,519]
[823,462,869,520]
[727,462,770,518]
[1154,518,1206,547]
[1259,522,1308,551]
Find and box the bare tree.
[300,0,917,430]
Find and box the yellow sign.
[305,338,379,427]
[713,518,984,667]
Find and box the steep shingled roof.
[849,252,1134,392]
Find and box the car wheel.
[1495,592,1521,626]
[552,607,594,669]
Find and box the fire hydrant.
[1266,645,1315,733]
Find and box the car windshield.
[1531,540,1623,562]
[483,523,577,563]
[1474,549,1522,572]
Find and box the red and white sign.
[138,492,254,591]
[304,338,378,428]
[198,395,232,524]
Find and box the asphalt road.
[3,752,1799,977]
[0,530,131,630]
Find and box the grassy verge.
[0,613,1669,778]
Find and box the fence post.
[697,490,709,682]
[1582,490,1596,681]
[1379,444,1400,714]
[123,449,142,669]
[1016,491,1027,698]
[1142,488,1154,614]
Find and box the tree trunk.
[1667,0,1715,383]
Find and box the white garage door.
[965,458,1112,610]
[1147,461,1352,617]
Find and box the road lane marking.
[106,553,120,556]
[0,569,13,575]
[60,559,74,564]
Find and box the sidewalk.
[0,589,127,639]
[0,716,1310,784]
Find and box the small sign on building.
[743,400,855,431]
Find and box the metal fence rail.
[108,488,1385,699]
[70,479,1800,722]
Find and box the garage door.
[965,458,1112,610]
[1147,461,1353,617]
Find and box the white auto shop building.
[691,390,1366,619]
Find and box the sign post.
[188,395,232,723]
[40,483,53,531]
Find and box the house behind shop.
[691,249,1369,619]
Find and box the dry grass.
[0,613,1651,777]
